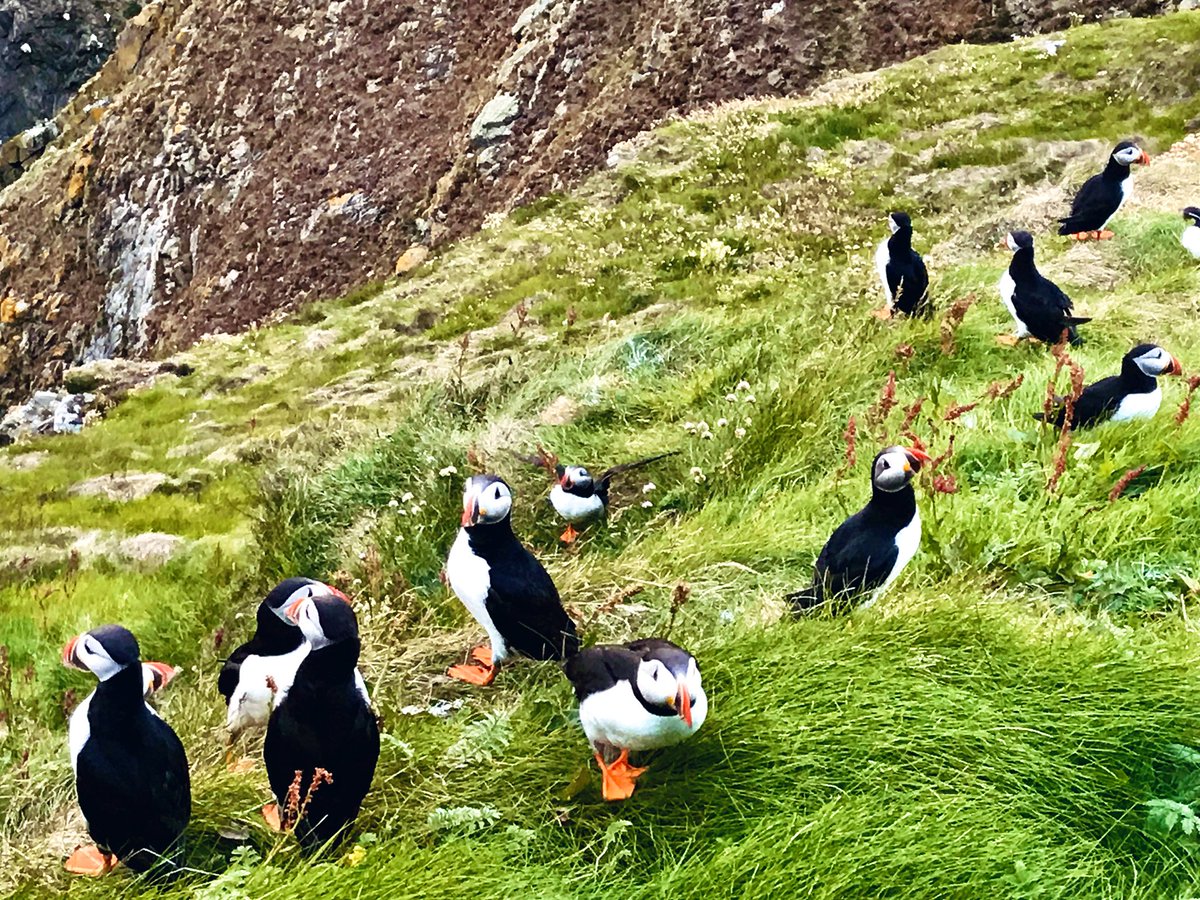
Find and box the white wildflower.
[717,418,728,427]
[388,499,399,508]
[702,432,713,440]
[735,427,746,438]
[736,380,751,391]
[690,466,706,484]
[725,393,737,402]
[401,491,414,502]
[438,465,458,477]
[641,500,653,508]
[744,394,756,404]
[642,482,656,493]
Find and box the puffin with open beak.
[1058,140,1149,241]
[444,474,580,684]
[518,446,678,543]
[564,638,706,801]
[1035,343,1183,429]
[262,592,379,849]
[61,625,191,877]
[788,445,930,614]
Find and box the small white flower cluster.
[388,491,426,517]
[682,419,715,439]
[438,465,458,477]
[690,466,707,484]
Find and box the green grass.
[2,11,1200,898]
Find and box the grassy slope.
[3,12,1200,898]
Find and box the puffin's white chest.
[1106,178,1130,226]
[1112,386,1162,422]
[1182,225,1200,260]
[68,694,93,774]
[445,528,508,660]
[875,239,893,303]
[226,643,310,737]
[578,681,707,752]
[550,486,605,523]
[861,507,921,610]
[997,272,1029,336]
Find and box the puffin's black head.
[634,645,702,729]
[871,445,931,493]
[888,211,912,234]
[461,474,513,527]
[62,624,141,682]
[262,577,349,625]
[1111,140,1149,167]
[1183,207,1200,226]
[1005,230,1034,252]
[558,464,594,492]
[286,593,359,651]
[1126,343,1182,378]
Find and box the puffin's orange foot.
[448,646,497,685]
[995,334,1021,347]
[261,802,283,833]
[870,307,894,321]
[1097,229,1114,240]
[559,524,579,544]
[64,845,115,877]
[596,748,648,802]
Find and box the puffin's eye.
[494,487,502,500]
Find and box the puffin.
[787,445,929,613]
[219,578,364,759]
[263,593,379,849]
[1035,343,1182,429]
[444,474,580,684]
[873,211,931,319]
[1182,207,1200,259]
[563,638,706,801]
[1058,140,1149,241]
[520,447,678,543]
[62,625,191,876]
[997,230,1090,346]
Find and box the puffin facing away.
[873,211,931,319]
[788,445,929,614]
[520,447,678,543]
[219,578,358,759]
[1182,207,1200,259]
[1036,343,1182,429]
[1058,140,1149,241]
[998,231,1090,346]
[263,593,379,849]
[564,638,706,801]
[62,625,190,877]
[444,474,580,684]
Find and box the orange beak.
[329,586,352,604]
[1139,151,1151,165]
[906,447,933,470]
[461,496,476,527]
[285,596,307,623]
[560,474,574,489]
[1168,356,1183,376]
[143,661,178,693]
[62,636,81,670]
[677,683,693,728]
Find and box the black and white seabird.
[873,211,931,319]
[263,593,379,849]
[1036,343,1182,429]
[787,445,929,613]
[1058,140,1149,241]
[1182,207,1200,259]
[998,230,1090,346]
[563,638,706,801]
[520,448,677,543]
[62,625,190,876]
[444,474,580,684]
[219,578,365,759]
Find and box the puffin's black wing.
[487,548,580,660]
[76,717,191,871]
[1014,277,1089,345]
[1058,173,1114,235]
[597,452,679,487]
[890,252,930,317]
[563,645,640,701]
[217,642,256,703]
[790,510,898,612]
[1036,375,1122,429]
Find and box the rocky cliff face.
[0,0,129,144]
[0,0,1170,405]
